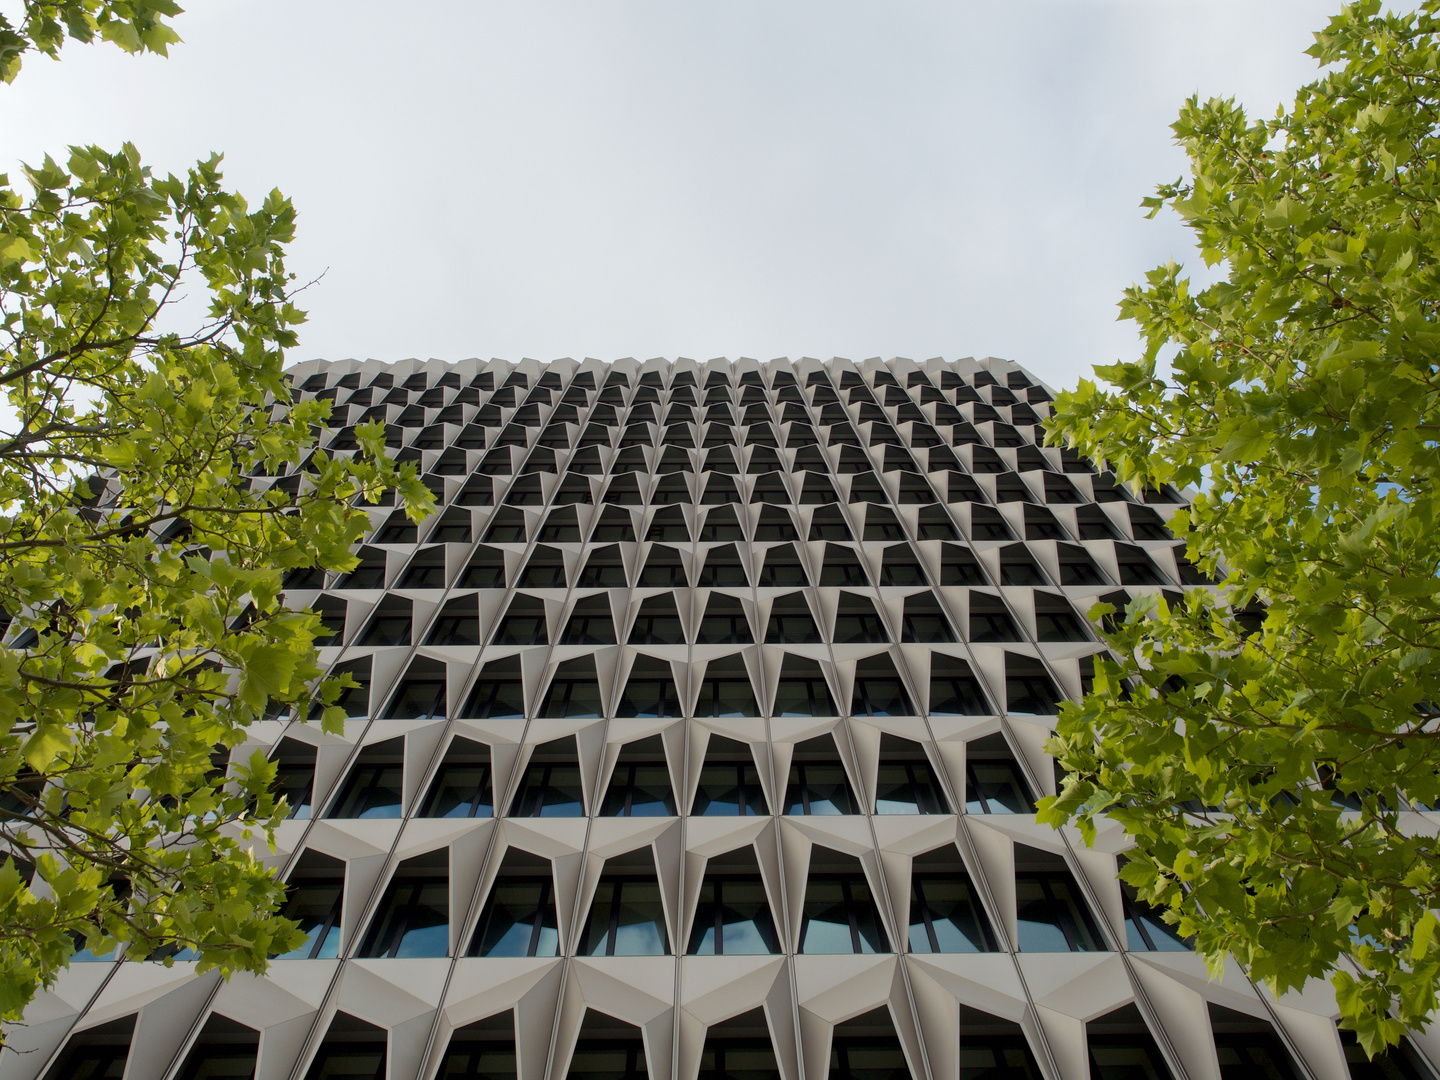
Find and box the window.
[834,593,890,643]
[462,656,525,719]
[270,739,316,820]
[809,504,854,540]
[970,506,1013,540]
[758,543,809,585]
[509,737,585,817]
[637,545,688,587]
[819,543,869,585]
[469,851,559,958]
[851,653,914,717]
[428,507,473,544]
[492,594,548,645]
[567,1012,650,1080]
[940,544,989,586]
[957,1007,1043,1080]
[695,656,760,717]
[696,594,753,644]
[373,510,418,543]
[359,851,449,959]
[1005,655,1063,714]
[273,852,344,960]
[699,504,745,541]
[539,657,604,718]
[969,593,1022,642]
[437,1014,518,1080]
[421,738,493,819]
[697,1010,782,1080]
[578,545,627,588]
[303,1014,387,1080]
[516,545,567,588]
[908,848,998,953]
[764,593,821,643]
[875,736,949,814]
[917,506,961,541]
[591,506,637,542]
[900,593,957,643]
[689,851,780,955]
[1086,1006,1173,1080]
[753,505,798,540]
[601,737,676,816]
[615,656,682,718]
[176,1014,259,1080]
[646,506,689,542]
[628,594,685,644]
[398,547,447,589]
[328,739,404,819]
[382,658,447,719]
[538,505,582,539]
[1340,1030,1437,1080]
[863,506,906,541]
[703,476,741,506]
[562,594,617,644]
[580,853,670,956]
[998,544,1047,585]
[1207,1005,1302,1080]
[1033,593,1090,642]
[965,735,1035,814]
[879,545,928,585]
[1116,543,1169,586]
[785,735,858,815]
[1057,543,1109,585]
[1120,874,1190,952]
[800,851,888,954]
[1015,848,1105,952]
[459,546,507,588]
[698,543,748,586]
[42,1016,134,1080]
[356,596,411,646]
[772,655,837,716]
[693,736,768,816]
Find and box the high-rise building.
[3,356,1431,1080]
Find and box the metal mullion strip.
[411,364,613,1080]
[800,364,938,1080]
[721,390,803,1080]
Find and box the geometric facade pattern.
[3,355,1435,1080]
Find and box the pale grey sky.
[0,1,1341,389]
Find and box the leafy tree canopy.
[0,1,432,1031]
[1043,0,1440,1056]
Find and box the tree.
[1041,0,1440,1056]
[0,3,433,1033]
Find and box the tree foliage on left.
[0,2,434,1030]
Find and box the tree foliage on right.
[1042,0,1440,1057]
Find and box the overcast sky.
[0,1,1344,390]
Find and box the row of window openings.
[318,394,1047,453]
[269,842,1185,964]
[330,590,1091,653]
[275,734,1042,823]
[296,362,1043,399]
[395,441,1085,487]
[351,490,1173,545]
[50,1003,1415,1080]
[52,1003,1386,1080]
[346,473,1158,545]
[308,406,1050,474]
[312,650,1067,724]
[309,534,1188,599]
[307,367,1048,425]
[369,448,1080,500]
[332,410,1066,475]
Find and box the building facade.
[2,356,1431,1080]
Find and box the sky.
[0,0,1346,391]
